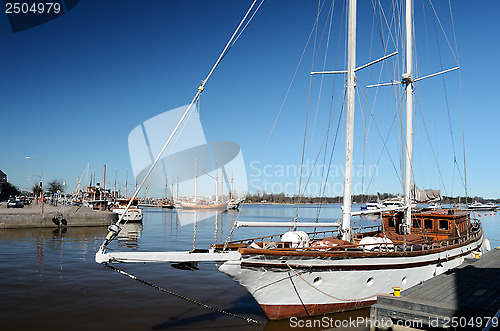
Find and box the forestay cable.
[98,0,262,249]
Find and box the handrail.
[218,225,482,254]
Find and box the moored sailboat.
[96,0,486,321]
[179,159,227,210]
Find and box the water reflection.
[117,223,143,249]
[0,205,498,331]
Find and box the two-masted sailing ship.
[96,0,487,321]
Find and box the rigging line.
[366,5,400,155]
[362,2,377,203]
[362,110,398,194]
[310,0,335,217]
[367,5,402,186]
[430,1,462,194]
[314,91,345,228]
[314,77,340,222]
[427,0,459,65]
[301,85,342,214]
[421,0,441,192]
[142,0,266,195]
[288,270,310,317]
[447,0,468,201]
[99,0,261,248]
[458,68,467,201]
[104,264,263,325]
[447,0,460,66]
[286,264,380,302]
[358,86,376,202]
[372,0,396,56]
[414,97,448,195]
[371,0,385,54]
[315,99,332,220]
[362,1,393,202]
[453,157,466,191]
[140,105,197,197]
[295,0,327,213]
[256,0,327,188]
[315,0,346,222]
[309,0,335,147]
[357,82,403,187]
[231,0,265,46]
[375,0,398,51]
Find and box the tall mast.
[171,176,174,200]
[195,159,198,203]
[231,166,234,200]
[125,169,128,197]
[403,0,413,233]
[215,167,219,202]
[165,176,168,202]
[102,164,106,204]
[341,0,357,242]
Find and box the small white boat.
[361,201,385,210]
[227,198,243,210]
[112,198,143,222]
[468,202,497,211]
[382,198,404,208]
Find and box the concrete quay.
[0,203,117,228]
[371,247,500,330]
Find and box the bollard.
[393,286,402,297]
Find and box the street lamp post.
[26,156,43,214]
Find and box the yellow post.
[474,251,480,259]
[393,286,402,297]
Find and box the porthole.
[313,276,322,285]
[401,277,407,285]
[366,277,374,287]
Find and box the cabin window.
[439,219,449,231]
[424,219,433,230]
[413,219,421,228]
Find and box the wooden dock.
[371,247,500,329]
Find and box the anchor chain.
[103,263,263,325]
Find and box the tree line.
[245,192,499,204]
[0,179,65,201]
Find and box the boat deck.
[370,247,500,329]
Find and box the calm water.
[1,204,498,331]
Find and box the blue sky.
[0,0,498,199]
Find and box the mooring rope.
[287,270,310,317]
[104,263,263,325]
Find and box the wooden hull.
[217,230,483,320]
[260,300,376,320]
[181,202,227,210]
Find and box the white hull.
[217,234,483,320]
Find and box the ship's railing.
[219,225,382,247]
[217,223,482,254]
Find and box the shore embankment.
[0,203,117,228]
